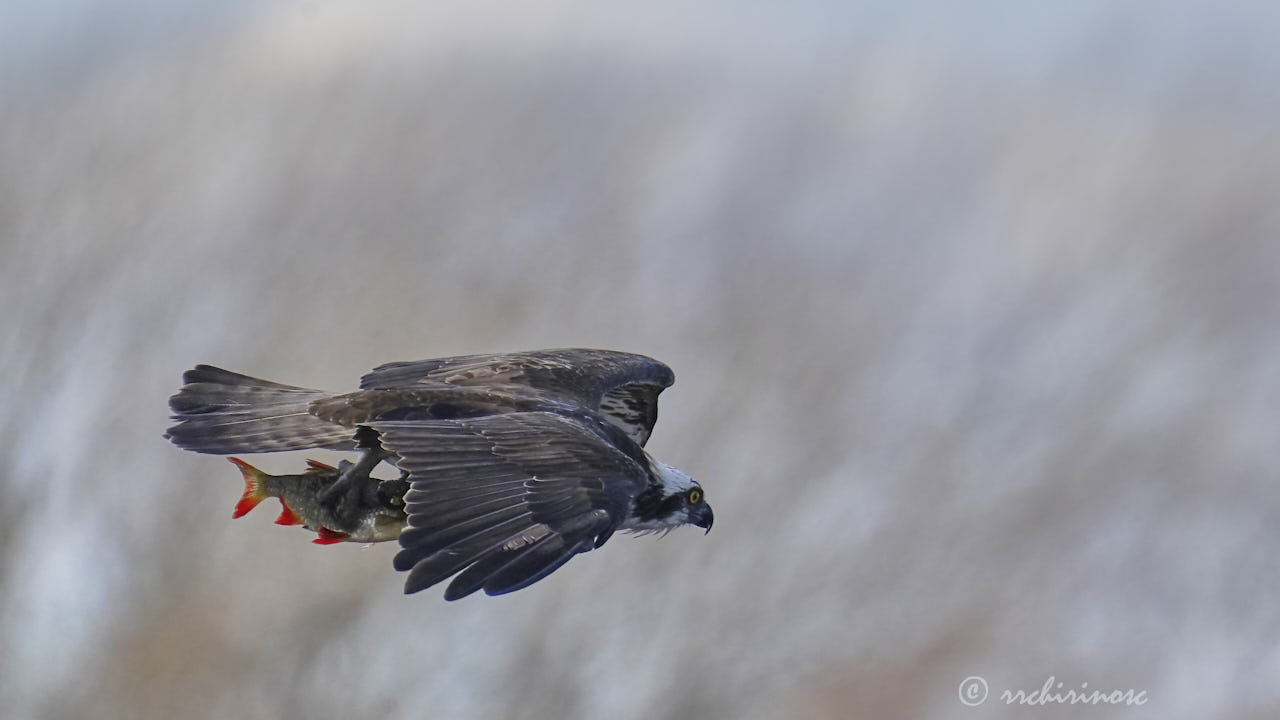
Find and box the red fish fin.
[304,459,337,474]
[313,527,348,545]
[228,457,269,518]
[274,501,303,526]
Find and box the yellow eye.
[687,488,702,504]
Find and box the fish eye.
[687,488,702,504]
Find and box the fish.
[227,457,409,544]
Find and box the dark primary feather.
[374,411,650,599]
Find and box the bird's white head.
[624,460,714,534]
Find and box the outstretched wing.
[360,348,675,446]
[372,411,650,600]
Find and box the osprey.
[165,348,712,600]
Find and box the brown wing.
[360,348,674,446]
[307,386,542,427]
[372,411,649,600]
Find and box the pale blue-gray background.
[3,2,1278,718]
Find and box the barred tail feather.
[165,365,354,454]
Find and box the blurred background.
[3,1,1279,718]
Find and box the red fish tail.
[228,457,269,518]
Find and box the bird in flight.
[165,348,712,600]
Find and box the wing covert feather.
[360,349,674,446]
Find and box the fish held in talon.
[226,456,408,544]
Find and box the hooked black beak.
[693,504,714,534]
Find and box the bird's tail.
[165,365,354,454]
